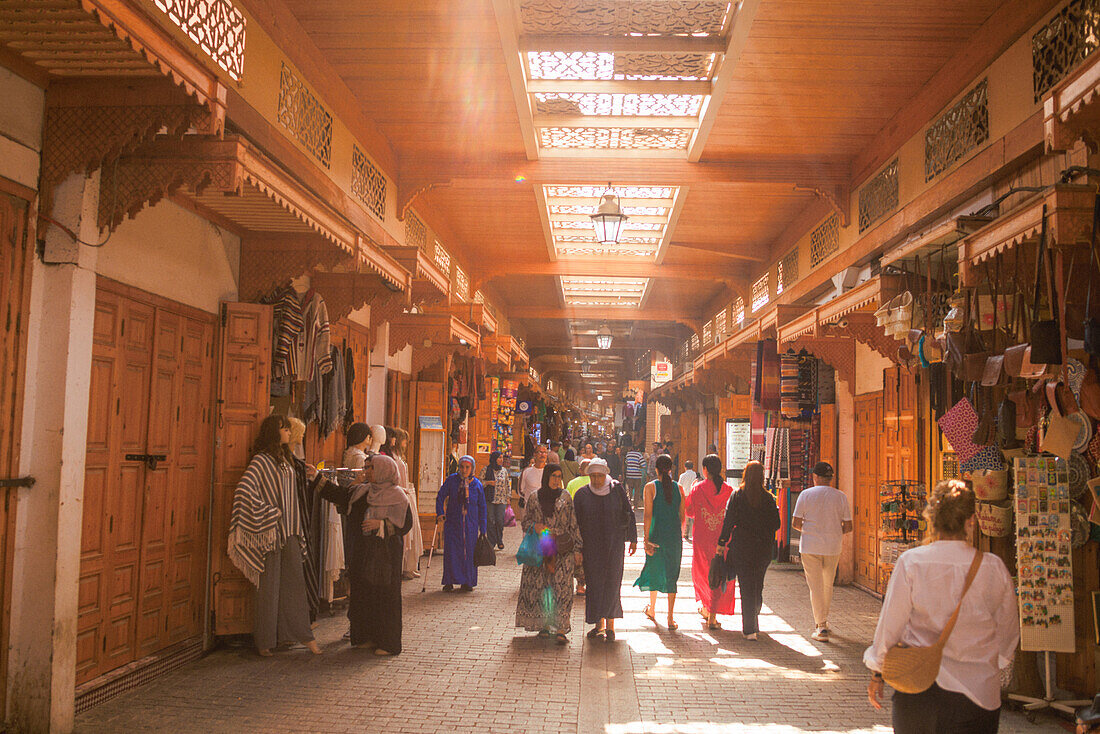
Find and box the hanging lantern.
[596,323,613,350]
[590,184,628,245]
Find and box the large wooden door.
[0,189,33,716]
[882,366,918,481]
[854,393,882,592]
[211,302,272,635]
[78,281,215,684]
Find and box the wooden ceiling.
[279,0,1031,395]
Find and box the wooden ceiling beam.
[527,79,712,95]
[507,306,703,331]
[532,114,700,129]
[667,243,768,262]
[473,259,744,285]
[518,34,727,54]
[401,156,850,189]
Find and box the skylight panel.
[561,276,650,308]
[533,93,704,117]
[539,127,692,151]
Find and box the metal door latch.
[124,454,168,470]
[0,477,35,489]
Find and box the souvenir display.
[879,480,927,591]
[496,379,517,452]
[1014,456,1075,653]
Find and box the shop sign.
[652,360,671,384]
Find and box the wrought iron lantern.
[596,323,613,350]
[590,183,628,245]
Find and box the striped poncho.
[228,452,303,586]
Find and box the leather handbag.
[881,550,984,694]
[1082,358,1100,420]
[946,291,988,381]
[971,388,997,447]
[1030,207,1062,365]
[474,534,497,566]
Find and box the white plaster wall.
[96,200,239,313]
[0,67,42,190]
[366,321,389,426]
[855,340,891,395]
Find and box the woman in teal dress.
[636,454,686,629]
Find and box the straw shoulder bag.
[881,549,984,694]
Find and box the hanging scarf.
[458,455,476,506]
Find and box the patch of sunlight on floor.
[625,630,674,655]
[767,632,824,658]
[606,723,892,734]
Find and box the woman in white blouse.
[865,479,1017,733]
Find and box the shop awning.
[880,216,990,268]
[388,312,480,375]
[105,135,411,300]
[480,334,514,368]
[958,184,1095,285]
[383,246,450,307]
[1045,50,1100,153]
[425,302,498,335]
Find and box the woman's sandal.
[554,633,568,645]
[373,648,395,656]
[667,620,679,631]
[537,629,551,638]
[604,629,615,642]
[707,621,722,630]
[644,605,656,624]
[586,628,605,640]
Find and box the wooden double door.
[78,280,215,684]
[853,393,882,592]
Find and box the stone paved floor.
[76,523,1066,733]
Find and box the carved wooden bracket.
[368,291,412,350]
[98,149,232,230]
[836,312,903,363]
[238,236,352,303]
[41,99,217,222]
[794,184,851,228]
[791,335,856,390]
[396,179,451,222]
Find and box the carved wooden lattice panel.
[733,296,745,325]
[810,214,839,268]
[924,80,988,182]
[777,248,798,295]
[519,0,731,36]
[702,319,713,346]
[351,145,386,220]
[433,240,452,274]
[454,267,469,302]
[714,307,727,339]
[1032,0,1100,102]
[691,333,700,353]
[858,158,899,233]
[473,290,485,304]
[277,63,332,169]
[539,127,691,150]
[527,52,716,81]
[751,273,769,312]
[533,93,703,116]
[153,0,246,80]
[404,211,427,250]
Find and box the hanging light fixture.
[590,183,628,245]
[596,323,613,350]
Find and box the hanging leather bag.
[946,290,987,381]
[972,386,997,447]
[1081,358,1100,420]
[881,550,984,694]
[1030,206,1062,364]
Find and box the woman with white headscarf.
[436,455,487,592]
[317,453,412,655]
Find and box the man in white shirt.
[677,460,698,540]
[792,461,852,642]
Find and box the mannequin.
[370,424,388,454]
[289,274,311,295]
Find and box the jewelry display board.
[1015,456,1076,653]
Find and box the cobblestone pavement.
[77,522,1063,733]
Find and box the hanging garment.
[322,500,345,602]
[273,288,333,382]
[343,345,356,428]
[780,352,801,418]
[798,352,818,418]
[321,345,346,440]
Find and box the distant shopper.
[865,480,1017,733]
[625,446,646,507]
[483,451,509,550]
[317,454,413,655]
[792,461,852,642]
[716,461,780,640]
[383,426,422,580]
[562,438,576,461]
[228,414,321,657]
[436,455,487,592]
[602,439,622,482]
[572,458,637,641]
[636,454,685,629]
[551,440,563,461]
[685,454,736,630]
[565,457,593,595]
[515,465,582,644]
[678,460,698,541]
[520,446,547,502]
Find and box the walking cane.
[421,518,440,593]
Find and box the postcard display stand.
[1007,456,1090,716]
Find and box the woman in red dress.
[684,454,736,629]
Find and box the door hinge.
[124,454,167,470]
[0,476,35,489]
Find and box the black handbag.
[708,550,728,590]
[474,534,496,566]
[1030,207,1062,364]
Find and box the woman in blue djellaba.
[435,455,487,592]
